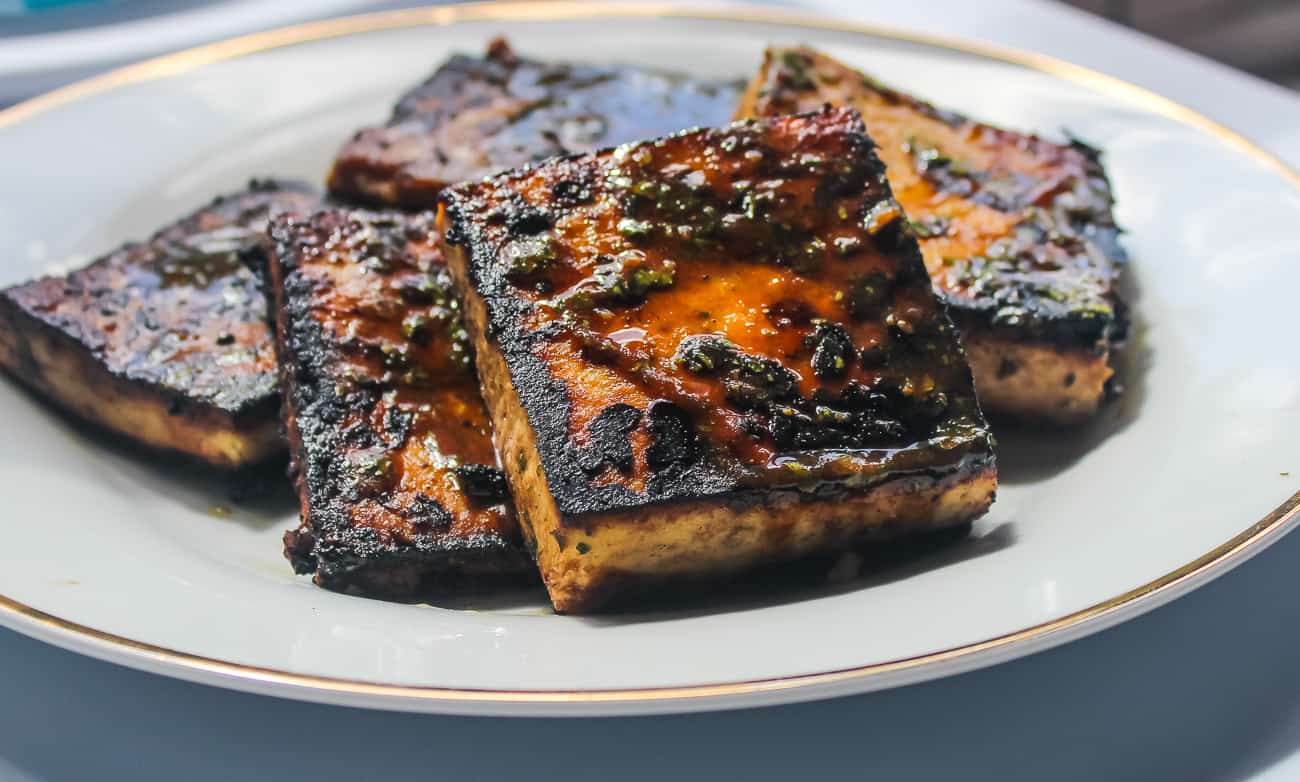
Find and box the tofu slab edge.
[439,107,997,613]
[736,46,1129,424]
[445,236,995,613]
[0,181,320,469]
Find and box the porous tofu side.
[441,107,996,612]
[736,47,1128,424]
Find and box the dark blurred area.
[1063,0,1300,89]
[1,0,1296,108]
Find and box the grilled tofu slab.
[329,38,738,209]
[0,180,319,469]
[440,107,997,613]
[737,47,1127,423]
[269,209,531,598]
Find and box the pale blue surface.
[3,1,1300,779]
[3,528,1300,781]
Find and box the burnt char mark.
[328,37,740,209]
[442,107,993,521]
[645,400,701,470]
[453,463,510,503]
[574,403,641,475]
[0,179,320,419]
[268,208,529,595]
[744,47,1127,352]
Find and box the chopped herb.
[617,217,654,241]
[809,322,855,380]
[505,236,556,274]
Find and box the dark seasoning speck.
[442,106,994,520]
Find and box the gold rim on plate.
[1,0,1297,710]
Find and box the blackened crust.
[268,209,531,598]
[328,37,740,209]
[738,47,1128,352]
[2,179,318,415]
[441,107,995,522]
[0,180,320,468]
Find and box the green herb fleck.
[506,236,556,274]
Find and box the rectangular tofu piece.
[737,47,1128,423]
[440,107,997,613]
[0,180,319,469]
[328,37,738,209]
[268,209,531,598]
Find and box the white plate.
[0,2,1297,717]
[0,0,393,105]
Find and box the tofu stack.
[268,39,740,595]
[440,107,997,613]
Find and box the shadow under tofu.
[413,581,551,614]
[0,372,297,529]
[575,521,1016,625]
[994,261,1151,486]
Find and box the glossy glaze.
[329,38,739,209]
[1,180,318,415]
[270,209,528,598]
[443,106,993,517]
[738,47,1126,349]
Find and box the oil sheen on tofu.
[441,107,997,612]
[329,38,738,210]
[737,47,1128,423]
[269,209,531,599]
[0,180,319,468]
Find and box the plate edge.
[0,0,1297,715]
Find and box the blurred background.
[1063,0,1300,90]
[1,0,1298,106]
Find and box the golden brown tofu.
[0,181,319,469]
[269,209,531,599]
[328,37,738,209]
[737,47,1128,423]
[441,107,996,613]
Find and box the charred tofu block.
[268,209,531,598]
[0,180,319,469]
[440,107,997,613]
[737,47,1128,423]
[329,38,738,209]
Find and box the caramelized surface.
[269,209,528,596]
[737,47,1126,349]
[329,38,738,209]
[442,107,993,521]
[2,181,317,415]
[0,180,318,466]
